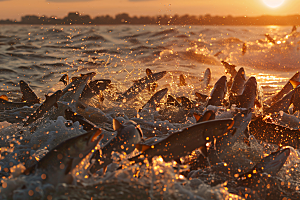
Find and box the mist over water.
[0,24,300,200]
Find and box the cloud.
[46,0,94,2]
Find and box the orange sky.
[0,0,299,20]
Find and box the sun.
[263,0,285,8]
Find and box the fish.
[249,115,300,148]
[140,88,168,112]
[80,79,111,99]
[231,77,257,110]
[242,43,247,55]
[131,118,234,164]
[116,70,167,102]
[176,96,193,110]
[0,99,33,111]
[195,92,208,103]
[200,68,211,88]
[89,119,143,173]
[206,76,227,106]
[23,90,63,127]
[291,85,300,113]
[264,89,294,114]
[236,148,290,199]
[264,72,300,105]
[221,61,237,78]
[230,67,246,96]
[265,33,276,44]
[24,128,103,186]
[59,74,69,86]
[64,109,97,131]
[179,74,187,86]
[19,80,40,104]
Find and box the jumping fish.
[19,80,40,104]
[221,61,237,78]
[249,115,300,148]
[166,95,181,107]
[140,88,168,111]
[231,77,257,110]
[23,90,63,127]
[131,118,234,164]
[265,33,276,44]
[116,70,167,102]
[200,68,211,88]
[264,72,300,105]
[206,76,227,106]
[230,67,246,96]
[264,89,294,114]
[89,119,143,173]
[24,128,103,186]
[179,74,187,86]
[81,79,111,99]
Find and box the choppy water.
[0,25,300,200]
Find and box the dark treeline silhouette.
[0,12,300,25]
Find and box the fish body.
[230,67,246,96]
[19,80,40,104]
[24,129,103,186]
[140,88,168,111]
[232,77,257,109]
[81,79,111,99]
[131,118,234,164]
[201,68,211,88]
[206,76,227,106]
[23,90,63,126]
[264,72,300,105]
[116,71,166,102]
[90,119,143,173]
[264,89,294,114]
[221,61,237,78]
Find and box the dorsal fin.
[113,119,122,131]
[179,74,187,86]
[146,68,152,76]
[0,95,8,101]
[136,144,151,152]
[193,113,202,122]
[59,74,69,86]
[195,92,208,102]
[290,80,300,89]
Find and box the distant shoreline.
[1,12,299,26]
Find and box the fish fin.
[135,144,151,152]
[201,110,215,122]
[113,118,122,131]
[64,158,74,175]
[0,95,8,101]
[199,145,208,158]
[290,80,300,89]
[195,92,208,102]
[146,68,152,76]
[193,113,202,122]
[179,74,187,86]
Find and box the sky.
[0,0,299,20]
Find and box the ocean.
[0,24,300,200]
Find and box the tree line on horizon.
[0,12,299,25]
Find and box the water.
[0,24,300,200]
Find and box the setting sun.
[263,0,285,8]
